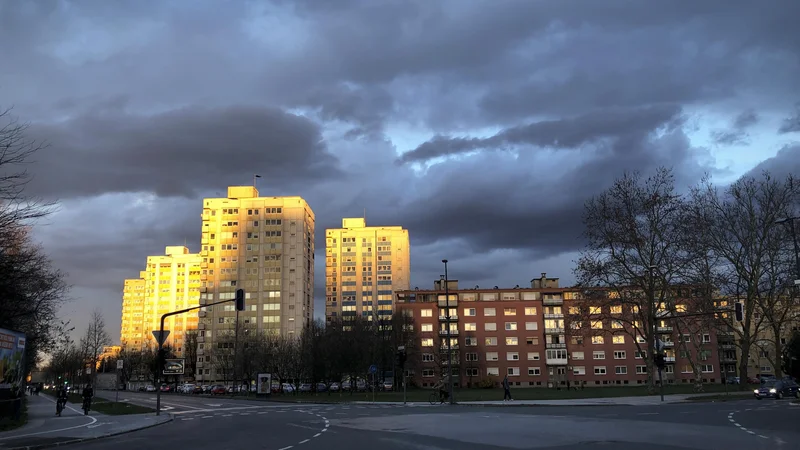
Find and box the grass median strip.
[221,383,750,403]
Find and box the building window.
[527,352,540,361]
[421,309,432,317]
[504,308,517,316]
[485,323,497,331]
[505,322,517,331]
[505,337,519,346]
[422,338,433,347]
[507,367,520,376]
[525,322,538,331]
[422,369,435,377]
[613,351,626,360]
[615,366,628,375]
[484,308,496,316]
[485,337,498,346]
[702,334,711,343]
[528,367,541,376]
[593,351,605,360]
[526,337,539,345]
[507,352,519,361]
[634,350,647,359]
[422,354,434,362]
[701,365,714,373]
[465,337,478,346]
[464,323,477,331]
[487,367,500,376]
[572,351,584,360]
[592,336,604,345]
[612,335,625,344]
[465,368,479,377]
[594,366,607,375]
[464,308,476,316]
[636,365,647,374]
[486,352,499,361]
[421,324,433,332]
[524,307,537,315]
[466,353,478,362]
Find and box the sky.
[2,0,800,344]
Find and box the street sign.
[397,345,405,351]
[795,279,800,286]
[116,360,124,370]
[152,330,170,346]
[163,358,185,375]
[257,373,272,395]
[368,364,377,374]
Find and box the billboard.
[163,358,185,375]
[257,373,272,395]
[0,328,26,389]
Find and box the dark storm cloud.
[743,144,800,180]
[778,103,800,134]
[400,105,683,163]
[710,109,759,145]
[25,106,341,199]
[5,0,800,333]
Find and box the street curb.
[4,414,174,450]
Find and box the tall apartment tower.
[120,277,146,351]
[196,186,315,382]
[325,218,410,323]
[119,246,202,356]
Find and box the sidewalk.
[0,394,171,450]
[457,391,753,407]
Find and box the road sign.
[795,279,800,286]
[116,360,124,370]
[368,364,377,374]
[397,345,405,351]
[152,330,170,346]
[163,358,185,375]
[655,339,664,351]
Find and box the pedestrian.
[502,375,512,401]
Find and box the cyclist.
[81,383,94,413]
[432,376,449,403]
[56,384,68,415]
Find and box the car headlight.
[754,389,759,393]
[769,389,777,393]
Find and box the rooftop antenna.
[253,174,262,189]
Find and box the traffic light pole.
[154,294,243,416]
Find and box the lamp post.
[775,217,800,283]
[442,259,454,405]
[649,265,665,402]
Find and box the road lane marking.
[278,447,293,450]
[201,416,213,419]
[313,433,321,437]
[0,397,99,441]
[298,439,309,444]
[636,412,659,415]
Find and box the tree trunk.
[772,324,784,378]
[693,366,704,393]
[738,333,751,391]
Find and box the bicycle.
[82,397,92,415]
[428,391,448,405]
[56,398,65,416]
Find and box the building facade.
[196,186,315,382]
[120,278,146,350]
[396,273,728,389]
[325,218,410,324]
[119,246,203,357]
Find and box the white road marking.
[278,447,293,450]
[201,415,213,419]
[313,433,321,437]
[298,439,309,444]
[0,397,98,441]
[636,412,659,415]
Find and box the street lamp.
[442,259,455,405]
[648,265,665,402]
[775,217,800,284]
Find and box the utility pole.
[442,259,454,405]
[649,265,665,402]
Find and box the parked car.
[210,385,227,395]
[754,379,800,400]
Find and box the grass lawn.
[45,390,154,415]
[232,383,749,403]
[0,398,27,431]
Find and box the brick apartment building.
[395,273,732,389]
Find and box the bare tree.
[79,309,111,386]
[573,167,690,391]
[687,172,800,382]
[184,330,198,380]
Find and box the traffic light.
[734,302,743,322]
[396,347,407,369]
[235,288,245,311]
[654,353,666,370]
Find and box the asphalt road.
[61,392,800,450]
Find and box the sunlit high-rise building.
[325,218,410,324]
[119,246,203,357]
[120,277,146,350]
[196,186,315,382]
